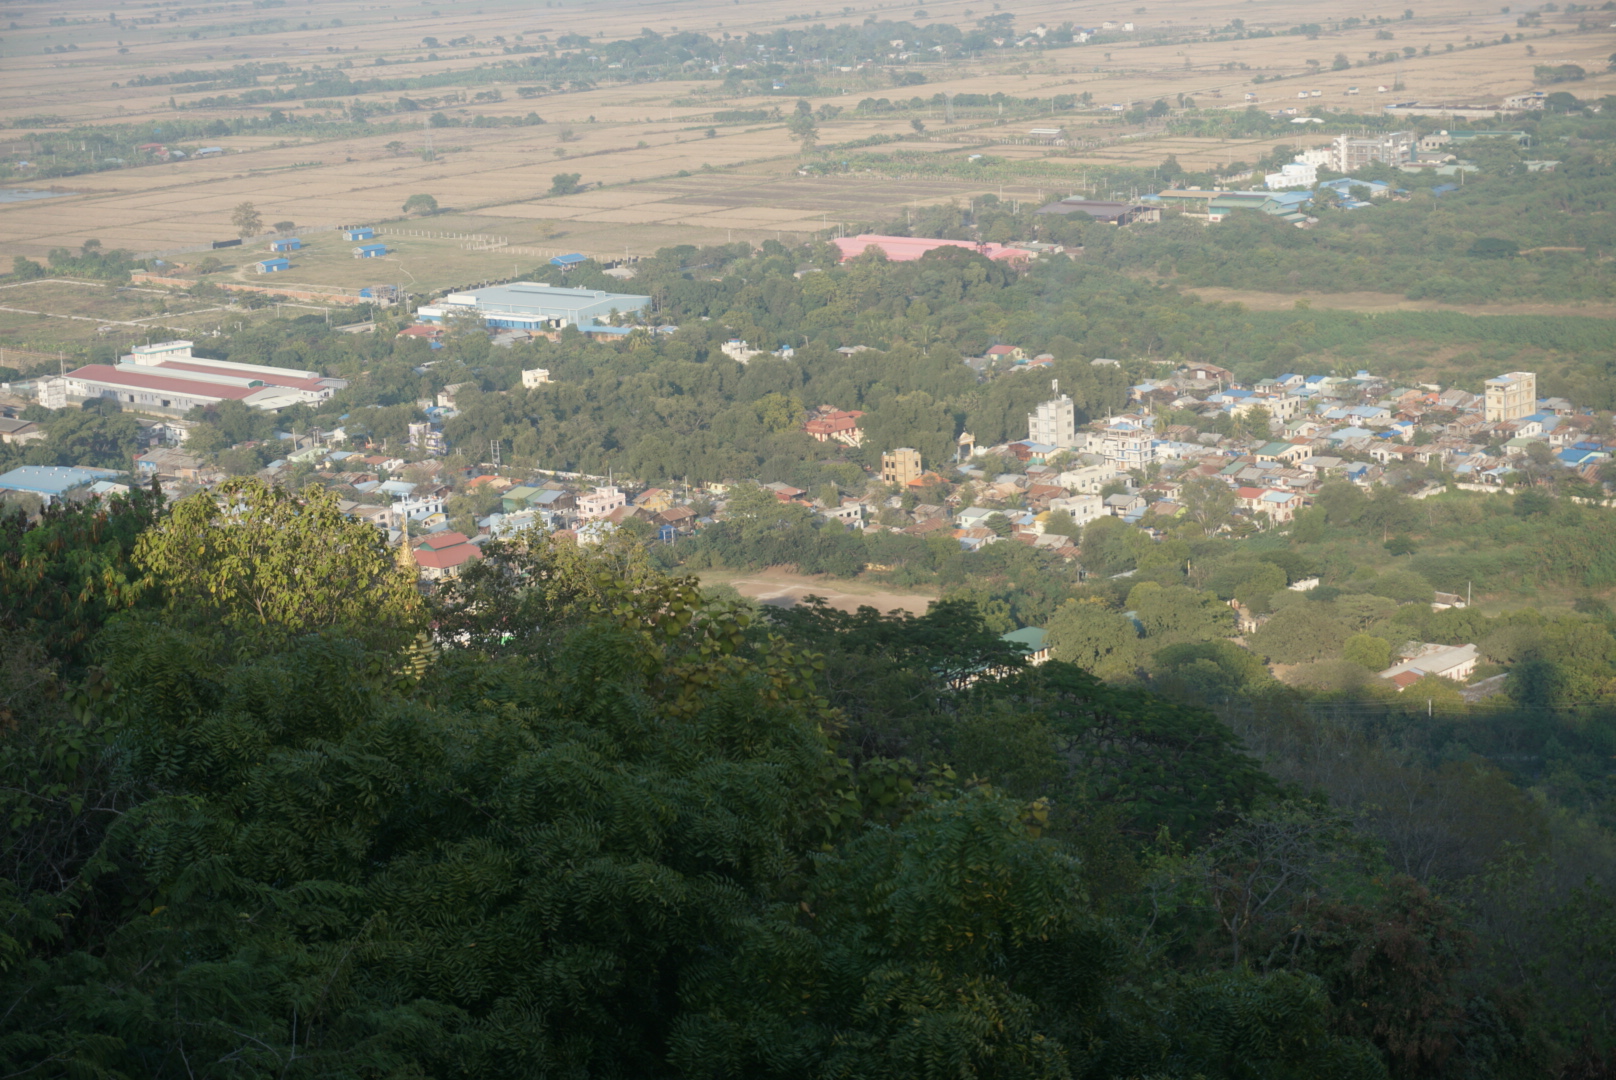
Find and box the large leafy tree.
[134,478,423,646]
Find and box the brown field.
[697,567,936,615]
[1,0,1613,266]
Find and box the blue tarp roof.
[550,253,587,266]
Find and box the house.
[521,368,552,388]
[576,486,628,520]
[1378,643,1479,685]
[633,488,675,513]
[343,228,376,241]
[255,258,290,274]
[133,447,205,482]
[353,243,388,259]
[804,409,865,446]
[986,344,1026,363]
[0,417,43,445]
[269,238,301,253]
[1001,626,1051,665]
[411,531,481,582]
[1104,492,1145,516]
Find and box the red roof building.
[831,234,1031,265]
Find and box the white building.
[1264,162,1318,190]
[1047,494,1104,528]
[58,340,346,414]
[576,485,627,520]
[1484,371,1537,423]
[521,368,552,388]
[1027,389,1079,448]
[1088,420,1154,471]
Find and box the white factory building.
[52,340,347,414]
[415,282,652,331]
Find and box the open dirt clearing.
[698,568,936,616]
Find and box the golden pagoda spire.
[397,512,417,570]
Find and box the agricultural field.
[0,277,304,361]
[0,0,1612,267]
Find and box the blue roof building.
[416,281,652,331]
[0,465,123,505]
[343,227,375,241]
[256,257,290,274]
[549,253,588,268]
[353,243,387,258]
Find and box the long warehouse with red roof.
[57,340,346,414]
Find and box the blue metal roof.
[550,253,587,266]
[0,465,122,497]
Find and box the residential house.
[411,531,481,582]
[576,485,628,520]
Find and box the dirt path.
[697,568,936,615]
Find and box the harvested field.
[1,0,1612,263]
[1181,286,1616,321]
[697,568,936,616]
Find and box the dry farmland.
[1,0,1613,281]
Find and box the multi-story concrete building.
[1329,131,1415,172]
[1089,420,1154,471]
[1484,371,1537,423]
[1027,391,1078,448]
[881,447,923,486]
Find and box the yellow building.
[881,447,922,486]
[1484,371,1536,423]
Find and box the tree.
[1250,603,1348,664]
[549,171,583,196]
[1343,632,1392,671]
[133,478,423,646]
[12,255,46,279]
[1046,600,1140,677]
[272,219,295,233]
[786,109,819,152]
[1183,475,1237,536]
[401,193,439,214]
[910,117,926,133]
[1126,582,1234,645]
[230,200,262,238]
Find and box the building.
[0,417,43,445]
[269,238,301,252]
[1001,626,1051,665]
[411,531,481,582]
[1378,643,1480,685]
[830,234,1031,264]
[1090,420,1153,470]
[521,368,552,388]
[1033,198,1159,225]
[1484,371,1537,423]
[343,227,375,241]
[353,243,388,259]
[576,485,628,520]
[0,465,123,505]
[804,409,865,446]
[416,282,652,332]
[1028,391,1078,448]
[1329,131,1415,172]
[255,257,290,274]
[133,448,206,481]
[1264,162,1317,189]
[1503,91,1546,111]
[58,340,347,414]
[881,447,923,486]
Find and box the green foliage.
[400,191,439,214]
[134,478,424,647]
[1046,600,1140,678]
[548,171,583,195]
